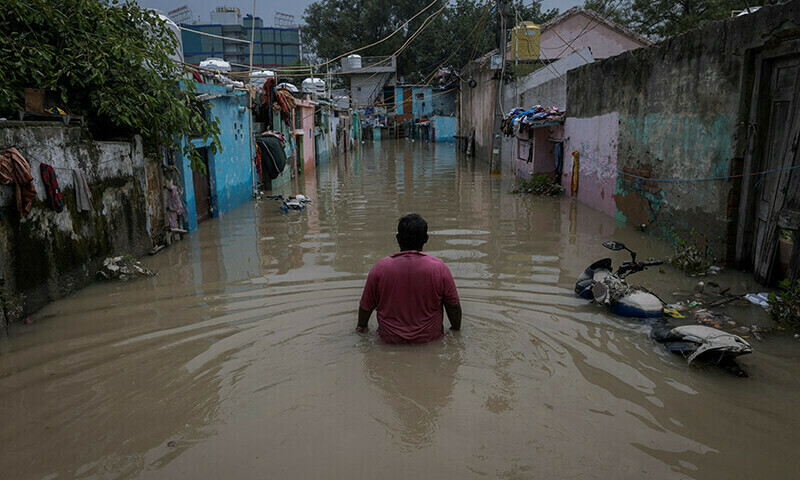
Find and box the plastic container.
[510,22,540,61]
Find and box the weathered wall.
[431,116,456,142]
[177,83,254,231]
[562,113,619,217]
[564,2,800,260]
[540,10,649,60]
[0,123,151,314]
[459,59,497,162]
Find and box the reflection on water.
[0,140,799,479]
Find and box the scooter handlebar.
[641,260,664,267]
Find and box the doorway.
[737,44,800,284]
[192,147,212,223]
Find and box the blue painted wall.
[412,87,433,118]
[178,82,254,232]
[432,115,456,142]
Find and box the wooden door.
[193,147,212,223]
[750,55,800,283]
[403,88,412,116]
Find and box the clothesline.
[1,145,131,172]
[565,139,800,183]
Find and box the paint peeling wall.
[177,83,254,232]
[562,114,619,218]
[0,123,151,314]
[459,62,496,162]
[431,116,456,142]
[565,3,800,259]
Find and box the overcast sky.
[133,0,583,26]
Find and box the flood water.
[2,140,799,479]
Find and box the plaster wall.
[296,98,316,172]
[562,113,619,218]
[432,116,456,142]
[178,83,254,231]
[540,13,647,61]
[459,64,496,162]
[0,123,151,314]
[565,2,800,259]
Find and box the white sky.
[133,0,583,27]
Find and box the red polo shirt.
[360,251,460,344]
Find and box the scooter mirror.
[602,241,626,251]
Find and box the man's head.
[396,213,428,251]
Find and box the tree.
[0,0,219,172]
[583,0,752,39]
[302,0,558,82]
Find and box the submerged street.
[2,141,799,479]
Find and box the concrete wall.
[177,83,254,231]
[0,123,151,315]
[350,72,394,108]
[540,11,648,61]
[431,116,456,142]
[563,2,800,260]
[294,99,314,172]
[459,60,496,162]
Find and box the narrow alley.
[1,141,798,479]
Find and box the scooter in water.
[575,241,753,369]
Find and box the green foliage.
[583,0,749,39]
[510,174,564,196]
[668,233,710,275]
[768,279,800,331]
[0,0,220,171]
[302,0,557,81]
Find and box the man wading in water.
[356,213,462,343]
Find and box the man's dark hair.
[396,213,428,251]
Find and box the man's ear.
[424,233,429,244]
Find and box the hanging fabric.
[73,168,93,212]
[40,163,64,212]
[0,147,36,218]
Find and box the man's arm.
[356,307,372,333]
[443,302,462,330]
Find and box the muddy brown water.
[1,141,799,479]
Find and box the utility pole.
[491,0,511,174]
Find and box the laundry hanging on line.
[0,147,36,218]
[73,168,93,212]
[40,163,64,212]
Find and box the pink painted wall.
[562,113,619,217]
[514,125,562,180]
[540,13,647,60]
[295,97,316,172]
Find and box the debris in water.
[694,309,736,329]
[97,255,155,281]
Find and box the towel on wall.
[73,168,93,212]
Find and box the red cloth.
[254,142,262,175]
[360,251,459,344]
[0,148,36,218]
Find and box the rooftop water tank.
[510,22,540,61]
[301,78,326,96]
[200,57,231,73]
[250,70,276,89]
[345,54,361,71]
